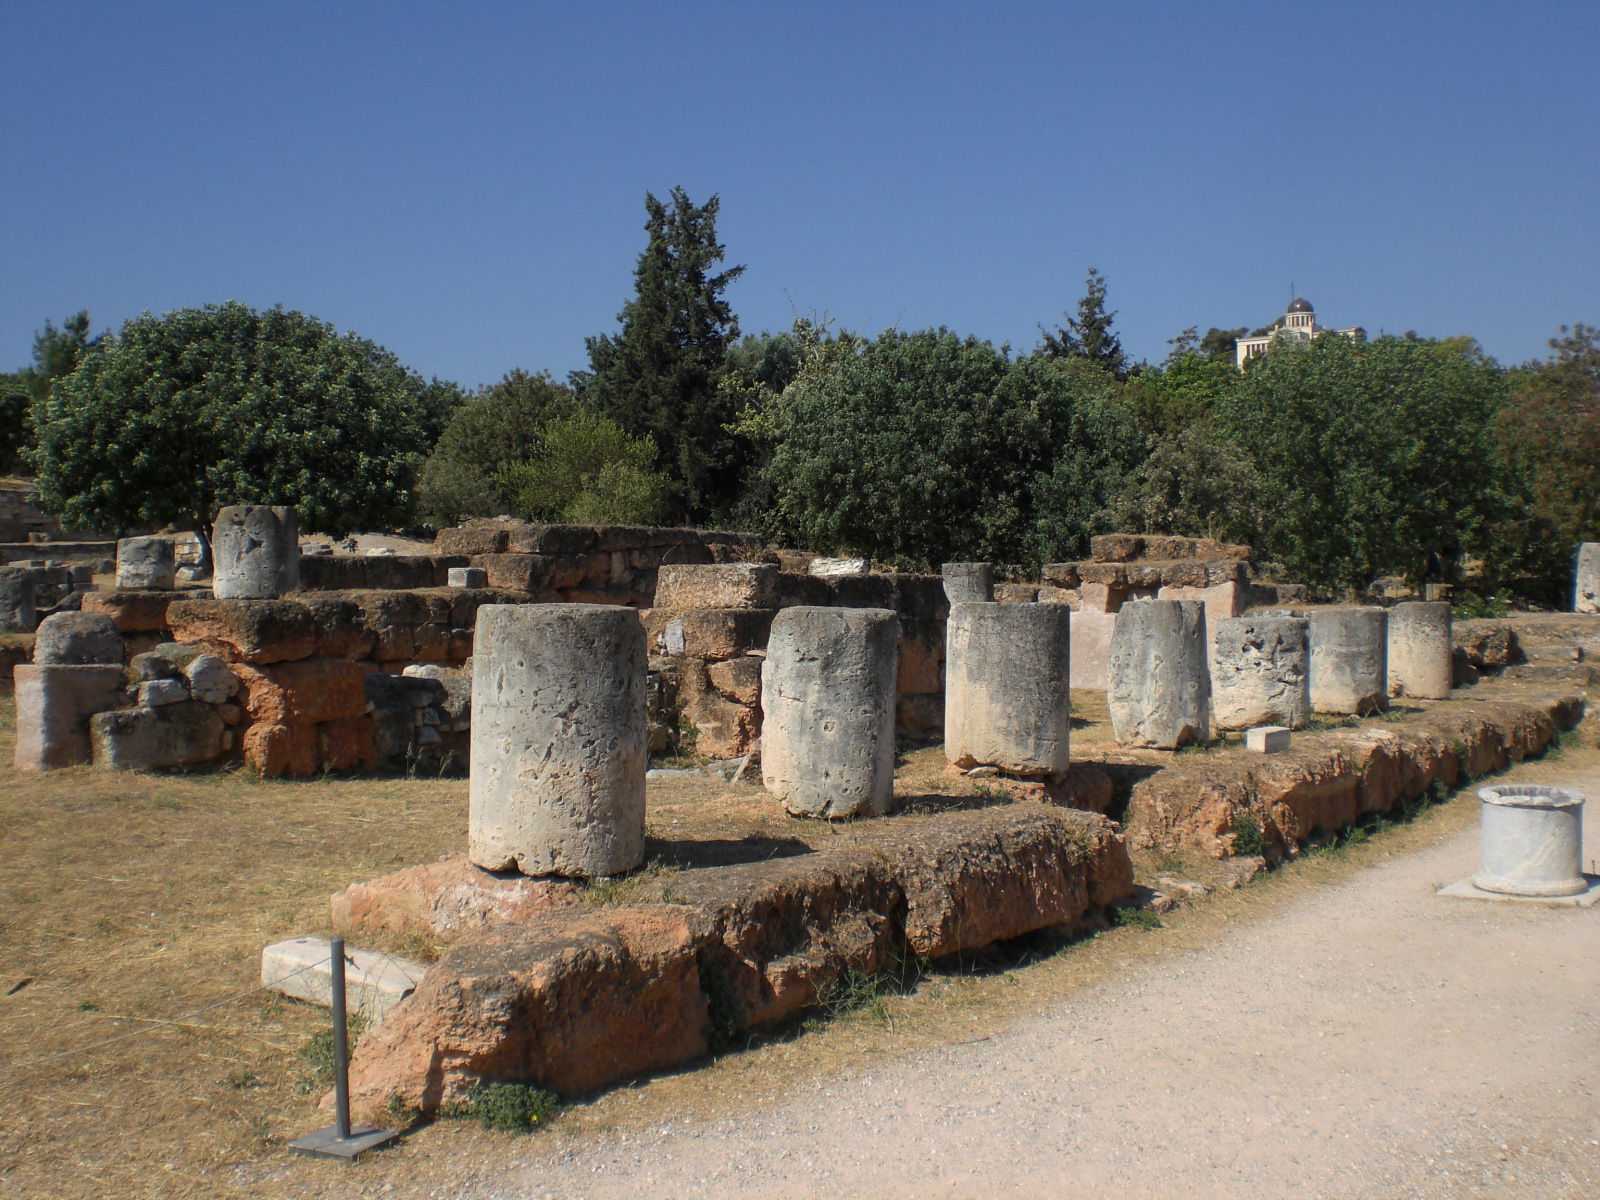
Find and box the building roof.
[1287,297,1313,314]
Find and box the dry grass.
[0,691,469,1199]
[0,673,1589,1198]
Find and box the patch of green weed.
[440,1081,561,1132]
[1231,812,1266,856]
[1111,905,1162,931]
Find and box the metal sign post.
[289,937,399,1161]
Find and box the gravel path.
[320,762,1600,1200]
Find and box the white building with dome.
[1235,297,1363,367]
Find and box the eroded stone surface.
[1108,600,1211,749]
[213,505,300,599]
[1575,543,1599,613]
[761,607,899,818]
[89,702,225,770]
[945,602,1070,775]
[1308,608,1387,714]
[1212,615,1309,731]
[1387,601,1452,700]
[13,663,126,769]
[470,604,646,877]
[116,537,176,590]
[33,612,124,665]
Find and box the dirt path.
[293,756,1599,1200]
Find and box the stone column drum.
[469,604,646,877]
[1575,543,1600,614]
[761,606,899,819]
[941,562,994,606]
[1386,601,1452,700]
[1211,614,1309,731]
[1308,608,1387,715]
[0,566,37,633]
[1473,784,1587,897]
[212,505,300,599]
[945,602,1070,775]
[116,536,176,590]
[1108,600,1211,749]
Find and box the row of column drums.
[467,599,1453,880]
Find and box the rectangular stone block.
[261,934,426,1021]
[90,701,226,770]
[1068,608,1117,691]
[165,598,316,664]
[80,590,173,634]
[1245,725,1292,753]
[668,609,775,660]
[654,563,778,611]
[13,664,127,770]
[232,659,373,724]
[435,525,509,556]
[475,552,559,594]
[448,566,487,588]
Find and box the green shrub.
[441,1081,561,1132]
[1231,812,1266,856]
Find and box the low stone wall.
[644,565,948,757]
[1122,690,1585,858]
[338,803,1132,1115]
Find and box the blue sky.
[3,1,1596,390]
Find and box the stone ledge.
[1121,691,1586,859]
[338,803,1131,1117]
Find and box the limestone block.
[0,566,37,633]
[1245,726,1292,753]
[653,563,778,611]
[165,598,316,664]
[1387,601,1452,700]
[317,716,380,772]
[232,659,372,724]
[212,505,300,599]
[945,602,1070,776]
[1068,608,1118,690]
[115,537,176,590]
[130,651,180,681]
[1077,581,1124,614]
[138,678,189,707]
[1211,615,1310,731]
[447,566,487,588]
[1474,784,1587,897]
[242,721,317,778]
[33,612,125,665]
[184,654,239,704]
[261,935,426,1021]
[679,666,760,759]
[705,656,763,706]
[1572,543,1599,613]
[941,562,994,605]
[1309,608,1388,714]
[760,606,899,819]
[809,557,868,577]
[79,590,172,633]
[667,609,774,660]
[89,702,225,770]
[1108,600,1211,749]
[13,664,126,770]
[470,604,647,878]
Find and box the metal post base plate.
[289,1124,399,1161]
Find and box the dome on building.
[1287,297,1313,314]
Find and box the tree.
[1498,324,1600,547]
[761,328,1141,570]
[417,370,575,525]
[1,311,105,473]
[35,302,449,569]
[1219,332,1509,594]
[500,411,671,525]
[581,187,746,520]
[1039,267,1129,379]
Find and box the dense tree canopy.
[1,311,104,472]
[1498,324,1600,547]
[1219,333,1509,592]
[501,411,671,525]
[35,302,453,563]
[417,370,575,525]
[581,187,746,520]
[761,328,1140,570]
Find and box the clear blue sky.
[3,1,1596,390]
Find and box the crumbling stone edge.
[335,804,1132,1121]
